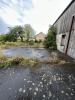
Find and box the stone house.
[53,0,75,59]
[35,32,45,41]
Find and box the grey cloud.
[0,0,33,11]
[0,0,33,24]
[0,17,9,34]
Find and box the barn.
[53,0,75,59]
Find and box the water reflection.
[2,47,56,61]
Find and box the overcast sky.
[0,0,72,34]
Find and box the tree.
[0,34,6,42]
[0,26,24,42]
[0,33,17,42]
[43,26,57,49]
[16,26,24,42]
[5,33,17,42]
[9,26,24,42]
[24,24,35,41]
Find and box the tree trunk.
[20,37,23,42]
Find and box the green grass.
[0,54,71,69]
[0,55,39,68]
[0,41,44,49]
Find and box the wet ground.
[0,63,75,100]
[2,47,58,61]
[0,47,75,100]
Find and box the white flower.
[49,91,52,97]
[35,87,38,92]
[49,81,52,85]
[24,79,26,81]
[47,83,49,86]
[53,75,57,81]
[66,93,69,96]
[56,73,58,76]
[61,91,64,94]
[29,88,32,91]
[58,77,61,81]
[40,82,42,84]
[41,85,43,88]
[69,75,71,78]
[42,78,44,80]
[34,92,37,95]
[71,93,73,96]
[13,71,15,74]
[27,81,32,83]
[38,84,40,87]
[32,83,35,86]
[23,90,26,93]
[19,88,22,92]
[43,74,46,77]
[43,95,46,98]
[44,79,46,82]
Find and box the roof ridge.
[53,0,74,25]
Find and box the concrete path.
[0,63,75,100]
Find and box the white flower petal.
[43,95,46,98]
[35,87,38,92]
[19,88,22,92]
[34,92,37,95]
[23,90,26,93]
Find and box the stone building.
[35,32,45,41]
[53,0,75,59]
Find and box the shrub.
[0,33,17,42]
[38,39,42,43]
[0,55,7,62]
[35,39,38,43]
[43,26,57,49]
[11,57,24,65]
[29,40,34,45]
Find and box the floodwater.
[0,64,75,100]
[2,47,57,61]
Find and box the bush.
[0,56,39,68]
[0,35,6,42]
[0,33,17,42]
[29,40,34,45]
[38,39,42,43]
[11,57,24,65]
[43,26,57,49]
[35,39,38,43]
[0,55,7,62]
[34,39,42,43]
